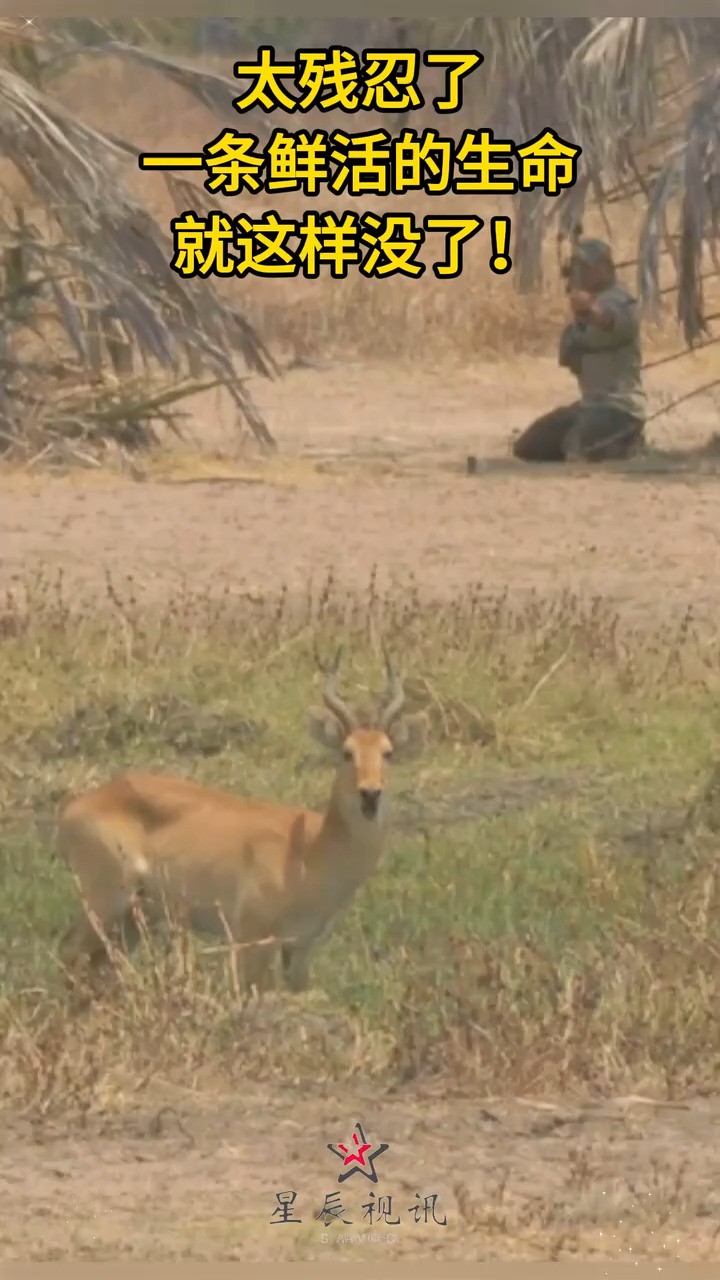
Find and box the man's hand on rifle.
[569,289,614,330]
[569,288,593,316]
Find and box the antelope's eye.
[383,747,394,760]
[343,748,353,762]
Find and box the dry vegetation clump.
[0,22,280,465]
[1,570,720,1117]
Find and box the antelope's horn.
[318,644,356,732]
[378,642,405,730]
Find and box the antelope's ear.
[389,711,429,759]
[307,707,346,753]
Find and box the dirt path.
[3,466,719,624]
[2,1088,719,1261]
[2,360,720,625]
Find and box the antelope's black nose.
[359,788,382,819]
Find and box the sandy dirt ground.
[2,358,719,627]
[3,1088,720,1261]
[3,357,720,1260]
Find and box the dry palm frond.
[0,23,279,452]
[60,29,273,133]
[640,70,720,342]
[456,17,720,341]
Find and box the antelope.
[56,648,428,997]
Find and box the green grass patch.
[1,571,720,1113]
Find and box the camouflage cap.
[570,238,614,268]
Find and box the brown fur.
[57,670,427,999]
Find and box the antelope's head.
[308,646,428,823]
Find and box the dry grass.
[1,570,720,1118]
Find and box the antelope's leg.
[59,893,145,991]
[241,941,277,995]
[281,942,313,994]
